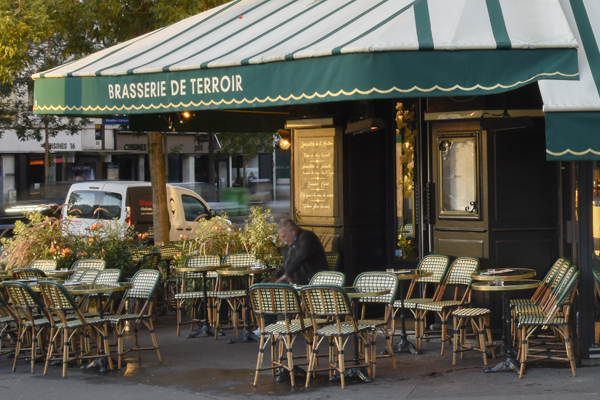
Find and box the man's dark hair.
[277,218,298,231]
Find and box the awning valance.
[33,0,579,116]
[541,0,600,160]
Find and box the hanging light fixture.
[277,129,291,150]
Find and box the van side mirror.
[209,209,217,219]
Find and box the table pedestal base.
[329,367,373,383]
[392,336,421,355]
[484,356,520,374]
[227,330,259,344]
[187,322,217,338]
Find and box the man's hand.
[276,274,292,284]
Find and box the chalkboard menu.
[294,129,339,219]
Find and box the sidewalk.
[1,314,598,400]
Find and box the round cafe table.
[217,266,274,344]
[390,269,433,355]
[44,270,76,279]
[471,268,536,282]
[471,279,541,374]
[174,264,229,338]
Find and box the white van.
[62,181,217,242]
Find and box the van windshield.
[67,191,122,220]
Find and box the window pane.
[67,191,99,218]
[99,192,122,219]
[182,195,208,222]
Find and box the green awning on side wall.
[541,0,600,161]
[33,0,579,116]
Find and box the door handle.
[465,201,477,213]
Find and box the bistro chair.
[353,271,398,378]
[106,269,162,369]
[3,281,51,373]
[249,283,310,387]
[212,253,256,339]
[416,257,480,355]
[325,252,341,271]
[310,271,345,286]
[38,280,113,377]
[71,258,106,271]
[301,285,372,389]
[28,259,58,271]
[159,244,180,315]
[175,254,221,336]
[0,295,18,357]
[81,269,123,316]
[517,270,579,377]
[78,269,100,284]
[11,268,47,280]
[131,247,152,266]
[68,268,89,282]
[391,254,451,343]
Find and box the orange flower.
[90,224,97,230]
[49,247,56,253]
[88,238,94,242]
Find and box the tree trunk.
[148,131,170,244]
[44,116,50,187]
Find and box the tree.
[217,132,277,182]
[1,0,230,243]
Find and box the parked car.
[0,200,63,239]
[62,181,218,242]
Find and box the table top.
[389,269,433,281]
[471,268,536,282]
[44,270,76,278]
[30,281,134,295]
[471,279,541,292]
[175,265,229,273]
[217,266,275,276]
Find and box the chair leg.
[254,334,266,386]
[147,318,162,363]
[452,316,459,366]
[337,337,345,389]
[44,327,57,375]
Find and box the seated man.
[276,219,328,285]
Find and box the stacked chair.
[415,257,480,355]
[516,267,580,377]
[174,254,221,336]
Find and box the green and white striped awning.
[540,0,600,160]
[33,0,579,116]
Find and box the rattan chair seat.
[452,308,490,318]
[263,322,305,335]
[174,290,219,299]
[417,300,463,312]
[394,298,434,309]
[358,318,387,329]
[518,314,566,327]
[212,289,246,299]
[315,322,371,336]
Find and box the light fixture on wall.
[345,117,386,135]
[277,129,291,150]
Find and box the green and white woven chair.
[301,285,372,389]
[81,269,123,315]
[517,270,579,378]
[106,269,162,369]
[159,244,180,315]
[416,256,480,355]
[10,268,47,280]
[309,271,346,286]
[175,254,221,336]
[325,252,341,271]
[354,271,399,378]
[71,258,106,271]
[391,254,451,342]
[38,280,113,377]
[0,295,18,357]
[249,283,311,387]
[28,259,58,271]
[213,253,256,339]
[2,281,50,373]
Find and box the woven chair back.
[310,271,345,286]
[125,269,160,301]
[159,245,179,259]
[353,271,398,304]
[223,253,256,267]
[11,268,47,279]
[416,254,451,284]
[94,269,122,285]
[137,253,162,271]
[443,257,479,286]
[185,254,221,279]
[325,252,341,271]
[3,281,46,311]
[0,294,17,320]
[78,269,100,284]
[131,247,152,263]
[250,283,302,315]
[543,258,569,285]
[28,259,58,271]
[71,258,106,271]
[38,281,79,312]
[70,269,88,282]
[555,270,579,307]
[301,285,353,317]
